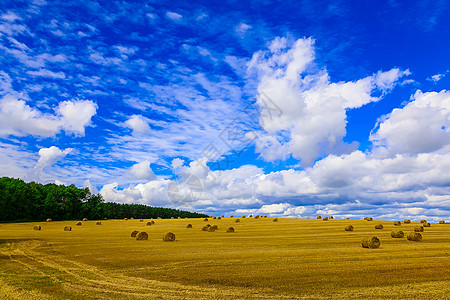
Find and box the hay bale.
[131,230,139,237]
[323,217,329,221]
[124,218,128,220]
[414,226,424,232]
[131,217,134,220]
[157,217,161,219]
[217,217,221,220]
[423,222,431,227]
[136,232,148,241]
[329,216,334,219]
[178,217,181,219]
[186,224,193,228]
[439,220,445,224]
[361,236,380,249]
[235,219,240,223]
[204,218,209,222]
[140,219,144,222]
[391,230,404,238]
[210,225,218,230]
[249,215,253,218]
[206,224,211,227]
[254,215,260,219]
[420,219,426,223]
[366,217,373,221]
[230,215,234,218]
[64,226,72,231]
[404,219,411,224]
[221,215,224,218]
[146,222,152,226]
[33,225,41,230]
[226,227,235,233]
[273,218,278,222]
[317,216,322,219]
[242,215,246,218]
[407,232,422,242]
[375,224,384,229]
[263,215,267,218]
[151,220,155,224]
[96,222,102,225]
[76,222,82,226]
[163,232,176,242]
[344,225,354,231]
[202,226,209,231]
[394,221,401,226]
[46,218,52,222]
[208,226,217,232]
[170,217,174,219]
[83,218,88,221]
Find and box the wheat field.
[1,217,449,299]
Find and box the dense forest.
[0,177,208,222]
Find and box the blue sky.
[1,0,450,220]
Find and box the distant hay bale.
[150,220,155,224]
[439,220,445,224]
[323,217,329,221]
[124,218,128,220]
[76,222,82,226]
[391,230,404,238]
[83,218,88,221]
[146,222,152,226]
[33,225,41,230]
[163,232,176,242]
[202,226,209,231]
[230,215,234,218]
[131,230,139,237]
[226,227,235,233]
[364,217,368,220]
[204,218,209,222]
[213,217,217,219]
[375,224,384,229]
[221,215,224,218]
[254,215,260,219]
[157,217,161,219]
[249,215,253,218]
[420,219,426,223]
[140,219,144,222]
[404,219,411,224]
[217,217,221,220]
[263,215,267,218]
[206,224,211,227]
[407,232,422,242]
[136,232,148,241]
[242,215,246,218]
[178,217,181,219]
[64,226,72,231]
[317,216,322,219]
[344,225,354,231]
[96,222,102,225]
[423,222,431,227]
[361,236,380,249]
[208,226,217,232]
[170,217,174,219]
[46,218,52,222]
[273,218,278,222]
[366,217,373,221]
[235,219,240,223]
[329,216,334,219]
[210,225,218,230]
[414,226,424,232]
[186,224,192,228]
[394,221,401,226]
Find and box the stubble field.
[1,217,449,299]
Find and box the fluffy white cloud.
[125,114,151,135]
[249,37,409,166]
[0,95,97,137]
[165,12,182,21]
[128,160,155,180]
[427,73,445,83]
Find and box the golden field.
[1,217,449,299]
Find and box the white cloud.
[33,146,72,175]
[0,95,97,137]
[125,114,151,135]
[427,73,445,83]
[235,23,251,38]
[171,158,185,170]
[249,37,409,166]
[27,68,66,79]
[166,12,182,21]
[128,160,155,180]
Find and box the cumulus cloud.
[0,95,97,137]
[427,73,446,83]
[128,160,155,180]
[249,37,409,166]
[125,114,151,135]
[31,146,73,181]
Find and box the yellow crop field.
[1,217,449,299]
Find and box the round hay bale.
[33,225,41,230]
[202,226,209,231]
[364,217,368,220]
[366,217,373,221]
[235,219,240,223]
[414,226,424,232]
[204,218,209,222]
[375,224,384,229]
[393,221,401,226]
[229,215,234,218]
[163,232,176,242]
[151,221,155,225]
[361,236,380,249]
[130,217,134,220]
[404,219,411,224]
[208,226,217,232]
[317,216,322,219]
[423,222,431,227]
[131,230,139,237]
[46,218,52,222]
[157,217,161,219]
[242,215,246,218]
[124,218,128,220]
[83,218,88,221]
[323,217,329,221]
[136,232,148,241]
[221,215,225,218]
[64,226,72,231]
[210,225,218,230]
[273,218,278,222]
[254,215,260,219]
[140,219,144,222]
[263,215,267,218]
[439,220,445,224]
[213,217,217,219]
[407,232,422,242]
[249,215,253,218]
[76,222,82,226]
[186,223,192,228]
[96,222,102,225]
[344,225,354,231]
[226,227,235,233]
[146,222,152,226]
[329,216,334,219]
[170,217,174,219]
[420,219,426,223]
[391,230,404,238]
[217,217,221,220]
[178,217,181,219]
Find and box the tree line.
[0,177,208,222]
